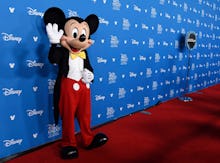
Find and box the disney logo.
[131,39,139,45]
[133,5,141,12]
[129,72,137,78]
[165,12,171,19]
[97,57,107,64]
[137,86,144,91]
[127,104,135,109]
[99,17,109,25]
[139,55,146,61]
[3,139,23,147]
[158,95,163,99]
[26,60,44,68]
[2,88,22,96]
[183,66,187,70]
[27,7,44,17]
[172,1,178,7]
[95,95,106,101]
[1,32,22,43]
[160,68,166,73]
[165,80,171,85]
[170,28,176,34]
[163,41,169,46]
[26,109,44,117]
[180,88,185,93]
[168,54,174,59]
[142,24,149,30]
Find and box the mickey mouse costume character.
[43,7,108,159]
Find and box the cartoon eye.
[72,28,78,38]
[82,29,86,36]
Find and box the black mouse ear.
[43,7,66,30]
[85,14,99,35]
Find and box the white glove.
[82,68,94,84]
[46,23,64,44]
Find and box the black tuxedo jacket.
[48,44,94,125]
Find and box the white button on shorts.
[73,83,80,91]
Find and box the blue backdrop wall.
[1,0,220,159]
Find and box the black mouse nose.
[79,34,86,42]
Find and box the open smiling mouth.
[71,47,81,53]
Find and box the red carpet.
[5,84,220,163]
